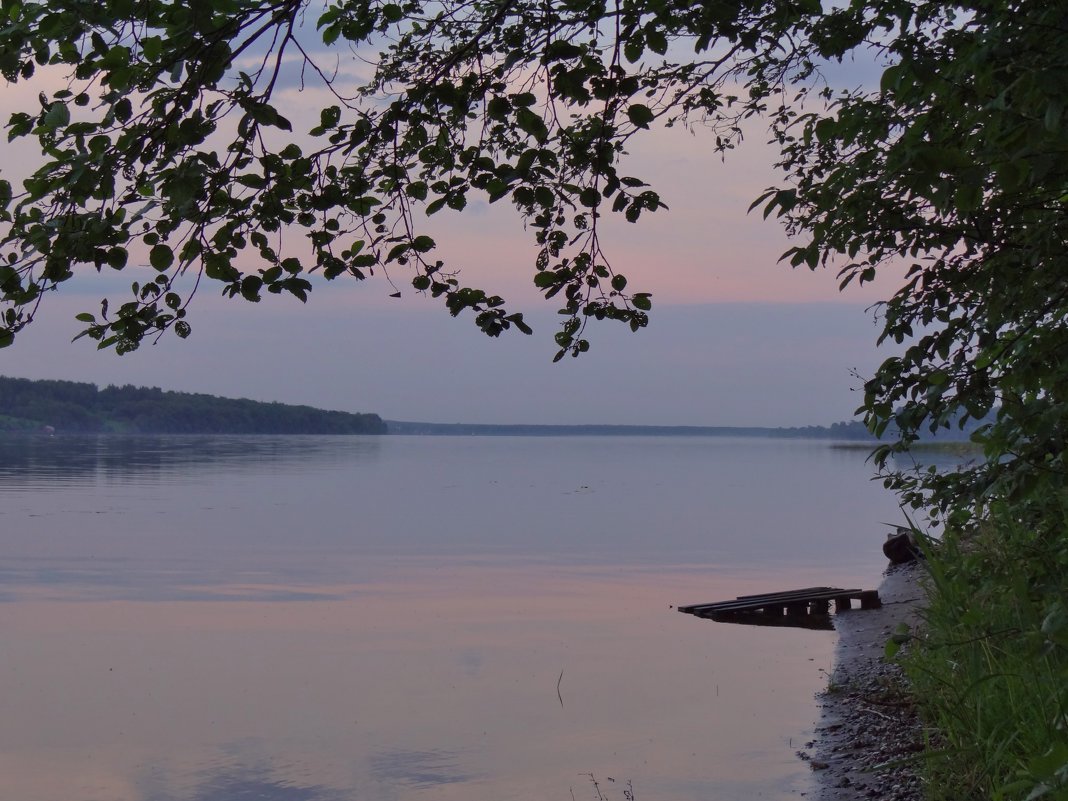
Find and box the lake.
[0,434,903,801]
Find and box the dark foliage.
[0,375,385,434]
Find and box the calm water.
[0,435,902,801]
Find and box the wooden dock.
[678,586,881,628]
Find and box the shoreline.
[804,562,927,801]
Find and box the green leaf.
[240,275,262,302]
[515,108,549,143]
[1044,99,1063,132]
[106,247,127,270]
[204,253,239,281]
[141,36,163,62]
[627,103,655,129]
[533,271,556,289]
[349,196,380,215]
[545,40,583,61]
[508,313,533,335]
[149,245,174,271]
[42,102,69,130]
[631,293,652,311]
[646,30,668,56]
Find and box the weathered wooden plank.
[735,586,838,601]
[678,588,864,615]
[678,588,882,629]
[858,589,882,609]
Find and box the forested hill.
[0,376,386,435]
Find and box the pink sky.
[0,52,900,427]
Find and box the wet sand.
[804,563,927,801]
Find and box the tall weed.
[903,497,1068,800]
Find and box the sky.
[0,25,897,428]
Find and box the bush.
[904,497,1068,800]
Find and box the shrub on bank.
[904,498,1068,800]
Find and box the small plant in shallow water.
[572,773,635,801]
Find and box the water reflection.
[0,433,381,486]
[707,612,835,630]
[0,566,842,801]
[0,435,903,801]
[0,560,348,602]
[142,763,352,801]
[369,748,474,789]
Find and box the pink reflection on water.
[0,560,838,801]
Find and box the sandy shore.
[802,563,927,801]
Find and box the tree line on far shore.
[0,375,386,435]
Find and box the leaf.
[349,196,380,215]
[515,108,549,143]
[486,96,510,119]
[106,247,128,270]
[42,102,69,130]
[204,253,239,282]
[141,36,163,62]
[533,271,556,289]
[508,313,533,335]
[1044,99,1063,132]
[884,623,911,660]
[627,103,654,129]
[545,40,583,61]
[646,30,668,56]
[149,244,174,271]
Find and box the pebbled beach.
[804,563,927,801]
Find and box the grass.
[901,501,1068,800]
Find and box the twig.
[857,703,894,721]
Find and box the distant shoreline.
[384,420,874,440]
[1,374,983,442]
